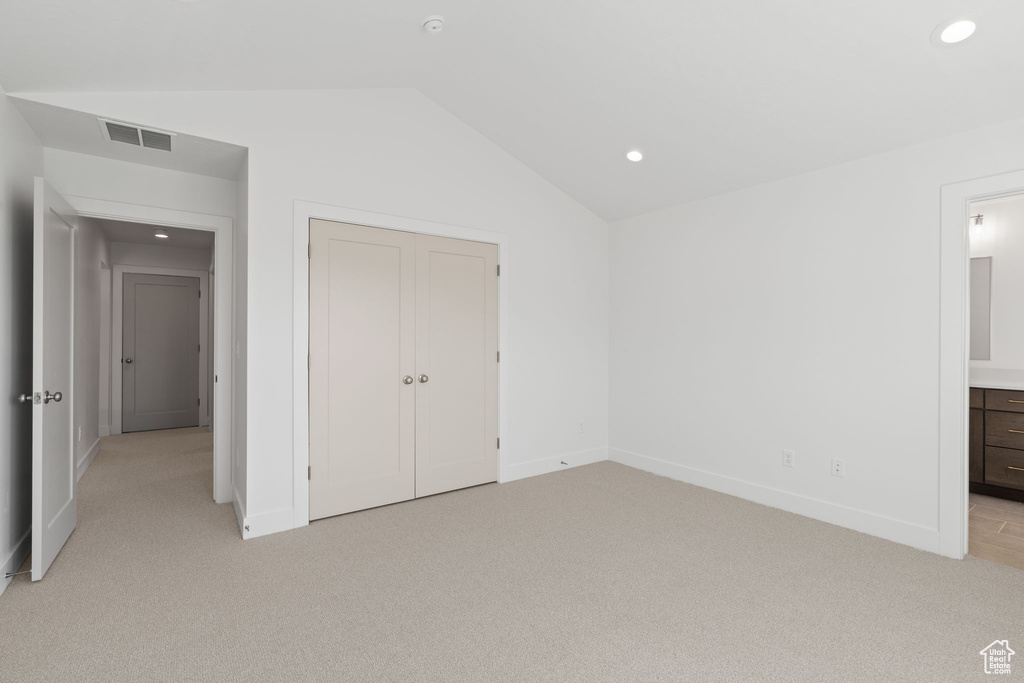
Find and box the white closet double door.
[309,220,499,520]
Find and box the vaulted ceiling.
[3,0,1023,221]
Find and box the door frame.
[293,201,510,529]
[64,196,234,505]
[112,266,209,434]
[938,168,1024,559]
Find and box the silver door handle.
[418,374,429,383]
[402,375,414,385]
[18,393,36,404]
[124,357,133,364]
[44,391,62,404]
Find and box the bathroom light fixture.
[625,150,643,162]
[932,16,977,45]
[970,214,984,238]
[154,230,169,239]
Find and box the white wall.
[20,89,611,533]
[609,115,1024,554]
[0,87,41,593]
[43,148,237,218]
[969,194,1024,372]
[73,219,110,480]
[110,241,212,271]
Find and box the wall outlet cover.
[783,449,795,467]
[831,457,845,478]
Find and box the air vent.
[105,121,141,146]
[140,129,173,151]
[98,118,176,152]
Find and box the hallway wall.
[74,219,110,480]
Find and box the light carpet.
[1,427,1021,682]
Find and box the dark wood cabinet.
[970,387,1024,502]
[971,388,985,409]
[970,408,984,483]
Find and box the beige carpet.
[1,428,1022,682]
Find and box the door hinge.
[197,398,201,406]
[497,350,500,362]
[307,353,310,370]
[497,437,500,449]
[497,264,500,276]
[308,465,311,480]
[308,243,311,259]
[198,344,201,353]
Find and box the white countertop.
[970,369,1024,392]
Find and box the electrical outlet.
[831,457,845,478]
[578,419,585,434]
[783,449,795,467]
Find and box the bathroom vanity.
[970,381,1024,502]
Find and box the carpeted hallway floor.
[1,428,1022,682]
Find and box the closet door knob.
[402,376,414,385]
[418,374,429,384]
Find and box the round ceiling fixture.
[154,230,169,239]
[625,150,643,162]
[931,16,977,45]
[423,15,445,33]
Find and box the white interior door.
[414,234,499,497]
[31,178,76,581]
[122,273,200,432]
[308,220,416,520]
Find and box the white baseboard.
[609,448,941,555]
[502,447,608,483]
[98,425,110,437]
[76,438,102,483]
[238,505,294,540]
[0,528,31,597]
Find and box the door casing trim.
[938,169,1024,558]
[65,195,234,505]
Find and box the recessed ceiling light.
[932,16,977,45]
[154,230,169,239]
[625,150,643,162]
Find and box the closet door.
[415,234,499,497]
[309,220,416,520]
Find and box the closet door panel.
[309,220,416,520]
[415,234,499,497]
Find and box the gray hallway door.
[122,273,200,432]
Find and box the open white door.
[30,178,76,581]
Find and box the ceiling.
[89,217,215,250]
[11,98,245,180]
[3,0,1024,221]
